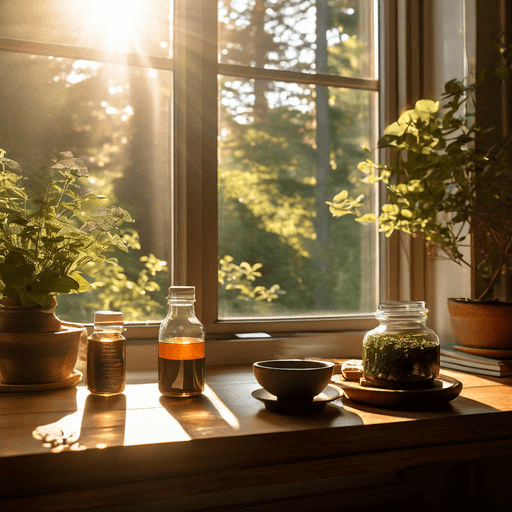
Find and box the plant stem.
[55,176,73,215]
[478,263,503,301]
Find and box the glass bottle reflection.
[79,393,126,449]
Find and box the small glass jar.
[362,301,440,389]
[86,311,126,396]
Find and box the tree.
[218,0,376,316]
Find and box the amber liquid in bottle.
[158,337,205,397]
[87,335,126,396]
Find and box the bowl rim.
[253,359,335,370]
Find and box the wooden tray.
[332,373,462,409]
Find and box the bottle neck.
[168,301,196,313]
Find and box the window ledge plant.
[0,149,133,311]
[327,76,512,304]
[0,148,133,385]
[327,43,512,350]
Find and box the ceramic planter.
[0,327,83,384]
[0,297,61,333]
[0,298,83,385]
[447,298,512,349]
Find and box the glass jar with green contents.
[362,301,440,389]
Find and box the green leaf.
[0,261,35,287]
[6,213,27,225]
[332,190,348,202]
[34,271,80,294]
[383,121,405,137]
[355,213,377,223]
[415,99,439,114]
[70,272,91,293]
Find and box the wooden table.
[1,365,512,511]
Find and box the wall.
[427,0,475,345]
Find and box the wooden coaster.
[341,360,363,382]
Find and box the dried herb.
[363,333,440,388]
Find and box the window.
[0,0,173,325]
[0,0,389,339]
[199,0,384,335]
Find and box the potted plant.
[0,148,133,385]
[327,62,512,351]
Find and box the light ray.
[203,384,241,431]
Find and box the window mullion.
[0,37,173,70]
[173,0,218,324]
[218,62,379,92]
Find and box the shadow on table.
[254,399,364,428]
[160,392,240,437]
[340,393,501,418]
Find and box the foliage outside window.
[0,0,382,331]
[217,0,381,323]
[0,1,172,322]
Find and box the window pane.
[218,0,377,79]
[218,76,378,319]
[0,51,171,322]
[0,0,172,58]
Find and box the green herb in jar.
[363,333,440,388]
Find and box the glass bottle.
[362,301,440,389]
[158,286,205,397]
[87,311,126,396]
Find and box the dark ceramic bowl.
[253,359,335,401]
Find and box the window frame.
[179,0,397,336]
[0,0,430,342]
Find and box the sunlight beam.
[203,384,241,431]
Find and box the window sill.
[122,331,368,371]
[1,365,512,510]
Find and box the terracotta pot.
[447,298,512,349]
[0,297,84,384]
[0,296,61,332]
[0,326,83,384]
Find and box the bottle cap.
[168,286,196,302]
[94,310,124,326]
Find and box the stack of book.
[440,346,512,377]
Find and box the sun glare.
[80,0,146,54]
